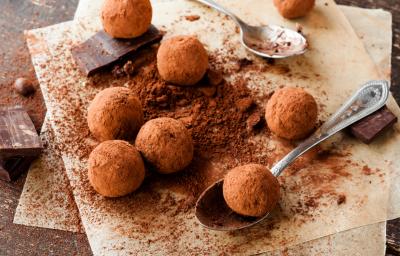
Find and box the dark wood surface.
[0,0,399,255]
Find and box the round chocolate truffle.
[273,0,315,19]
[87,87,144,142]
[265,87,318,140]
[135,117,193,174]
[157,36,208,86]
[88,140,145,197]
[223,164,280,217]
[101,0,152,39]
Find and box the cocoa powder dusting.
[37,26,385,253]
[81,47,365,229]
[115,47,271,198]
[0,45,46,131]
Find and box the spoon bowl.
[240,24,308,58]
[195,179,271,231]
[194,0,308,58]
[195,80,389,231]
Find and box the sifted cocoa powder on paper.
[38,31,385,253]
[78,46,370,210]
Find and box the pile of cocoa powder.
[88,46,270,199]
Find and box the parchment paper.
[14,1,398,255]
[22,0,398,254]
[13,114,83,233]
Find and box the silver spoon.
[195,80,389,231]
[193,0,308,58]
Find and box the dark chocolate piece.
[350,106,397,144]
[71,25,163,76]
[0,156,35,182]
[0,106,43,158]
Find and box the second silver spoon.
[193,0,308,58]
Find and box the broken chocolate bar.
[71,25,163,76]
[0,106,42,181]
[350,106,397,144]
[0,156,36,182]
[0,106,43,158]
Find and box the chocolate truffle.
[273,0,315,19]
[223,164,280,217]
[265,87,318,140]
[88,140,145,197]
[101,0,152,39]
[157,36,208,86]
[135,117,193,174]
[87,87,144,142]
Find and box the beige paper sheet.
[23,0,398,254]
[14,1,396,255]
[13,114,83,233]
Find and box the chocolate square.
[71,25,163,76]
[0,106,42,181]
[350,106,397,144]
[0,106,42,158]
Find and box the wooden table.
[0,0,398,255]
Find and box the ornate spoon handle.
[271,80,389,177]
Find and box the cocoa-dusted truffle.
[135,117,193,174]
[265,87,318,140]
[223,164,280,217]
[101,0,152,39]
[88,140,145,197]
[273,0,315,19]
[87,87,144,142]
[157,36,208,86]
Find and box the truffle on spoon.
[223,164,280,217]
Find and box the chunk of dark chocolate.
[350,106,397,144]
[71,25,163,76]
[0,156,36,182]
[0,106,42,181]
[0,106,43,158]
